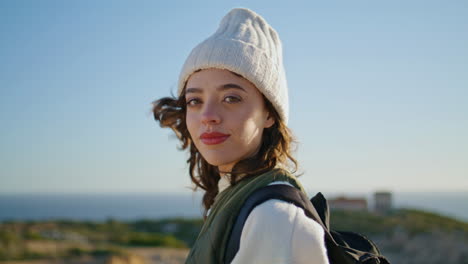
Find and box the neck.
[218,164,234,179]
[219,171,232,181]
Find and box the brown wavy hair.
[152,70,299,218]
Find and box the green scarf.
[185,168,306,264]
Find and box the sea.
[0,191,467,222]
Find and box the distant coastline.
[1,191,467,222]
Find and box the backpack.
[224,184,390,264]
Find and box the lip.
[200,132,230,145]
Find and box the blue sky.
[1,0,467,194]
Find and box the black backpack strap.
[224,184,391,264]
[224,184,328,264]
[310,192,331,230]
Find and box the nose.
[201,100,221,125]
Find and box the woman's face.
[185,68,275,173]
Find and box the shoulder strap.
[224,184,391,264]
[224,184,328,264]
[310,192,331,230]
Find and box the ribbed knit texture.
[177,7,289,124]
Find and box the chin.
[201,153,236,168]
[204,157,231,167]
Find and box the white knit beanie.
[177,7,289,125]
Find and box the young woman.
[153,7,329,264]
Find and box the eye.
[186,98,201,107]
[224,95,241,103]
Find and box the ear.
[264,112,275,128]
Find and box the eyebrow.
[185,83,247,95]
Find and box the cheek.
[185,112,198,137]
[234,114,264,144]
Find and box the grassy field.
[1,209,467,264]
[0,246,189,264]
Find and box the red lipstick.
[200,132,230,145]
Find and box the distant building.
[374,191,392,214]
[329,196,368,211]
